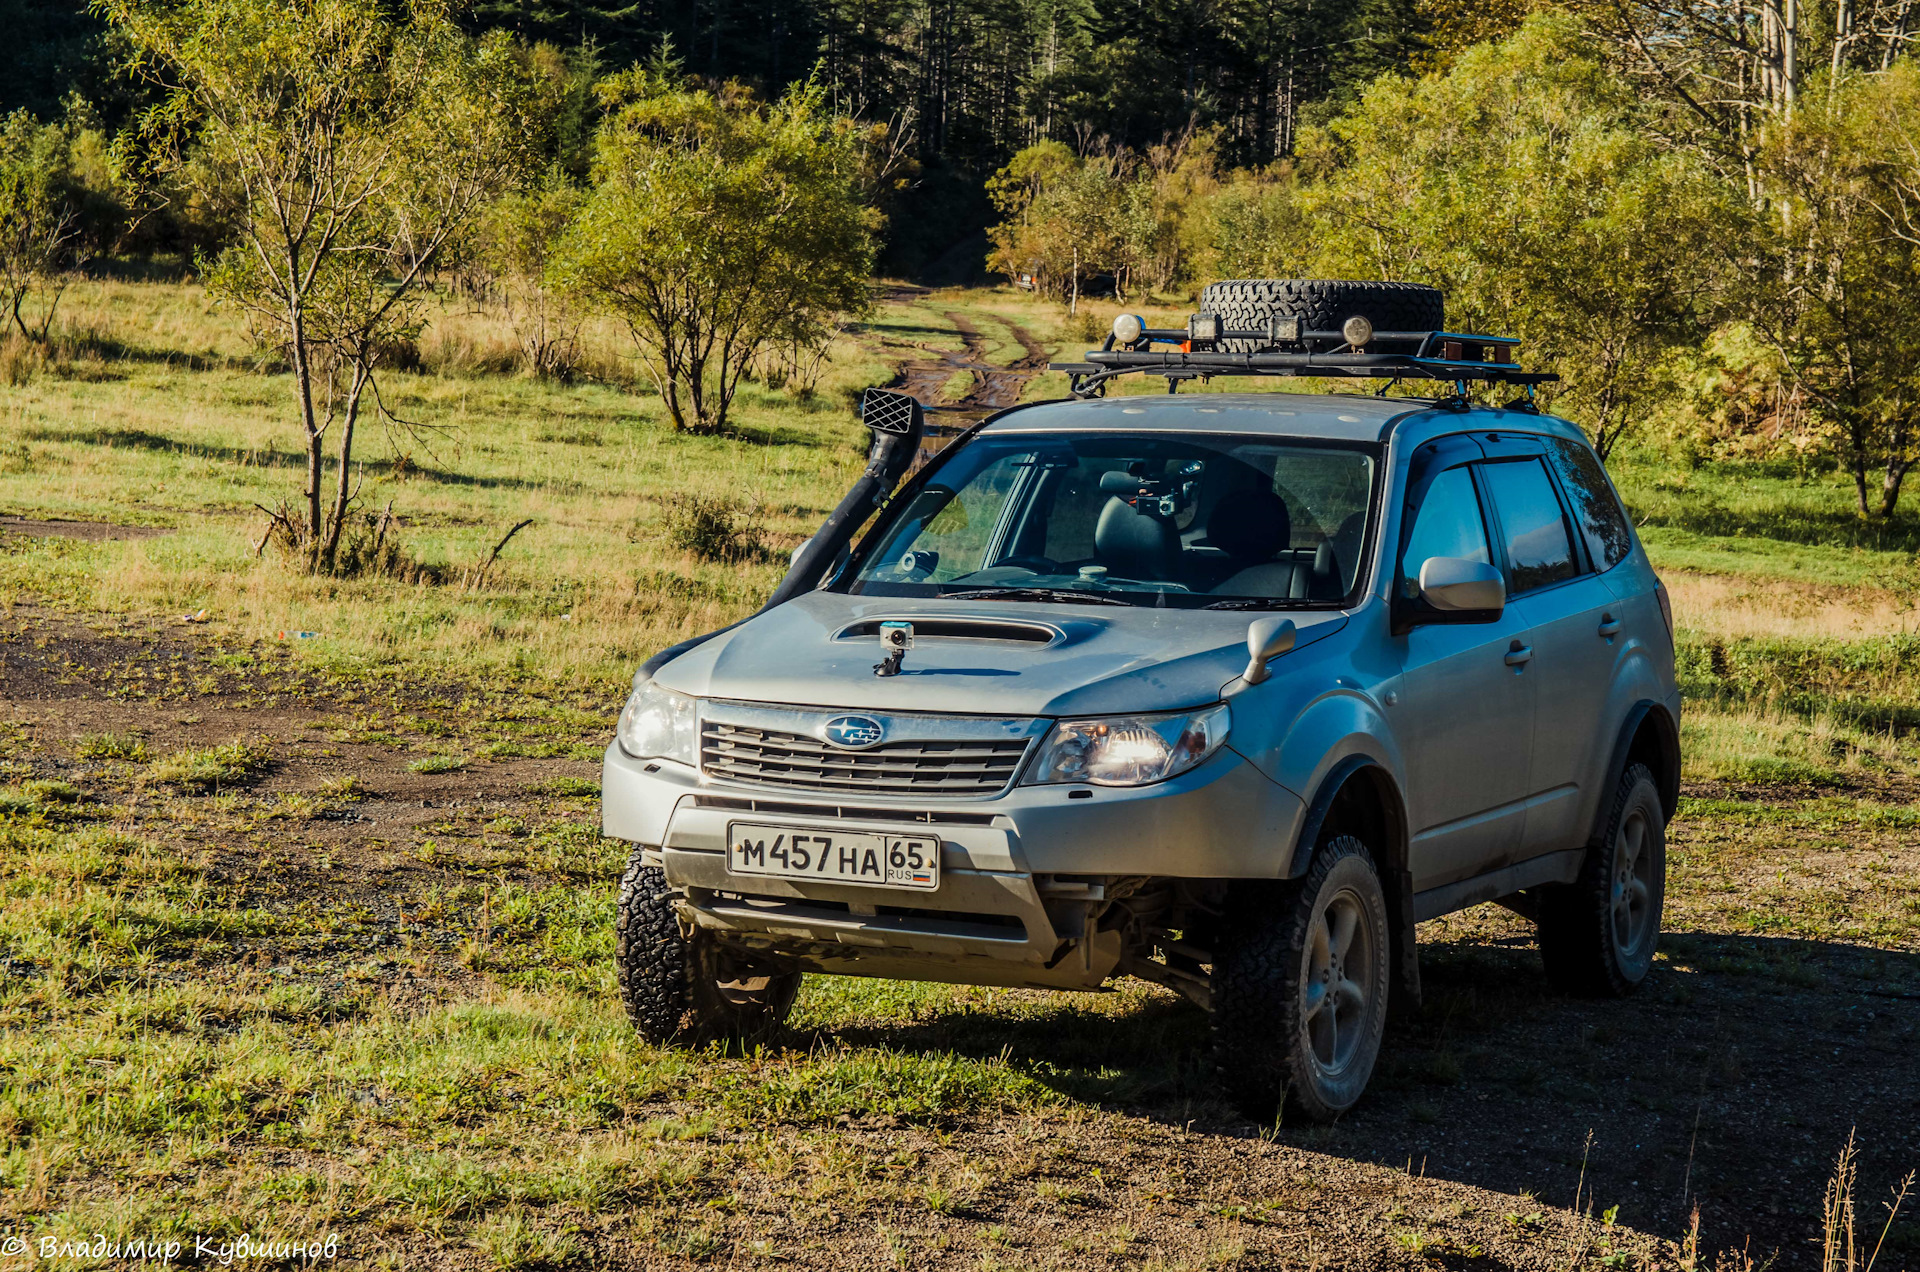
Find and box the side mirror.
[1418,557,1505,618]
[1241,617,1297,685]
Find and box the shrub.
[664,493,767,563]
[0,332,43,385]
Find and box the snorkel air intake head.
[762,388,926,609]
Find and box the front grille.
[702,721,1029,796]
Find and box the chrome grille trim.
[697,701,1045,799]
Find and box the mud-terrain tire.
[1199,279,1445,352]
[1535,763,1665,996]
[1211,835,1392,1123]
[615,853,801,1045]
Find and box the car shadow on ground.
[808,927,1920,1270]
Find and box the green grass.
[145,740,271,791]
[0,791,1078,1260]
[74,731,149,761]
[5,276,1920,1262]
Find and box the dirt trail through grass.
[892,310,1046,414]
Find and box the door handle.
[1505,642,1533,667]
[1597,614,1621,638]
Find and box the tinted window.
[1482,459,1577,595]
[1544,436,1633,569]
[1399,466,1490,600]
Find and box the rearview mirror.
[1418,557,1505,618]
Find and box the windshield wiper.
[1201,598,1299,610]
[945,587,1135,607]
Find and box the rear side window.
[1399,466,1490,600]
[1481,459,1578,595]
[1544,436,1633,570]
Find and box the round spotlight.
[1342,315,1375,347]
[1112,314,1145,345]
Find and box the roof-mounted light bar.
[1053,310,1556,398]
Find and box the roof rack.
[1048,314,1559,399]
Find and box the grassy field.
[2,279,1918,1270]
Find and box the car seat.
[1094,497,1181,580]
[1306,511,1367,599]
[1209,489,1304,597]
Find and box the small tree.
[1302,16,1730,458]
[1748,63,1920,520]
[474,174,587,380]
[552,65,875,433]
[103,0,545,571]
[0,111,86,343]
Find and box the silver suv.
[602,282,1681,1121]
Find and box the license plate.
[726,822,941,891]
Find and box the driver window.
[1399,466,1490,600]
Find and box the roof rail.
[1048,316,1559,398]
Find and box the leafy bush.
[0,333,43,385]
[664,494,767,563]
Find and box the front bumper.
[602,737,1303,989]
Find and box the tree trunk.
[1850,426,1872,519]
[320,359,371,571]
[288,317,326,564]
[289,300,325,555]
[1881,430,1914,519]
[1880,459,1911,519]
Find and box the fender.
[1287,753,1400,878]
[1591,699,1681,839]
[1286,752,1421,1009]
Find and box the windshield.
[844,432,1379,608]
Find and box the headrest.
[1094,498,1180,580]
[1207,489,1290,563]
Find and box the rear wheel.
[1211,836,1392,1122]
[615,852,800,1045]
[1536,763,1665,996]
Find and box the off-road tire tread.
[1211,835,1387,1123]
[1199,279,1446,352]
[1536,763,1663,998]
[614,856,692,1042]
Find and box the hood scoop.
[835,616,1062,647]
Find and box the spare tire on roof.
[1199,279,1444,353]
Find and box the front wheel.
[614,853,801,1045]
[1211,836,1392,1123]
[1536,762,1666,996]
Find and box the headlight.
[616,680,698,764]
[1023,703,1231,787]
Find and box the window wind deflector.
[943,587,1135,607]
